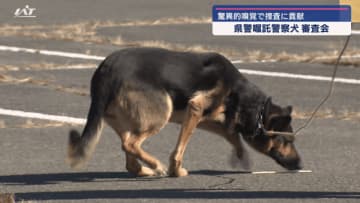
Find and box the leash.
[291,35,352,136]
[265,35,352,138]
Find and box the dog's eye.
[269,147,283,158]
[273,135,284,145]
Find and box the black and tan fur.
[67,48,302,177]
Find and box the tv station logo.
[212,5,351,36]
[14,5,37,18]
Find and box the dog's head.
[243,98,302,170]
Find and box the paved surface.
[0,0,359,202]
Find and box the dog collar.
[255,99,267,137]
[253,98,296,142]
[241,100,267,140]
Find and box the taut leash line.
[292,35,351,136]
[266,35,352,137]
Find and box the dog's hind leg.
[107,124,167,176]
[122,130,167,176]
[112,130,155,176]
[105,84,172,176]
[125,154,155,177]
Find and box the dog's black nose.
[286,159,303,170]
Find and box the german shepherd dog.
[67,48,302,177]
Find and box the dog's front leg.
[169,96,204,177]
[224,133,251,170]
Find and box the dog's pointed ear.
[269,114,292,131]
[285,105,293,115]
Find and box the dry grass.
[0,73,37,84]
[0,119,80,129]
[99,16,211,27]
[0,16,210,46]
[132,40,242,56]
[0,63,97,72]
[26,63,96,71]
[0,65,20,71]
[1,17,360,64]
[0,120,5,128]
[0,17,242,57]
[242,49,360,66]
[53,85,88,96]
[0,73,89,96]
[20,119,72,128]
[292,109,360,121]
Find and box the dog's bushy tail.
[67,61,109,169]
[67,102,104,169]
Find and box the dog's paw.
[154,167,168,177]
[148,162,167,177]
[136,166,168,177]
[137,166,157,177]
[176,167,189,177]
[169,167,188,177]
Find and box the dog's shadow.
[0,171,159,186]
[0,170,245,186]
[2,171,360,201]
[0,170,248,186]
